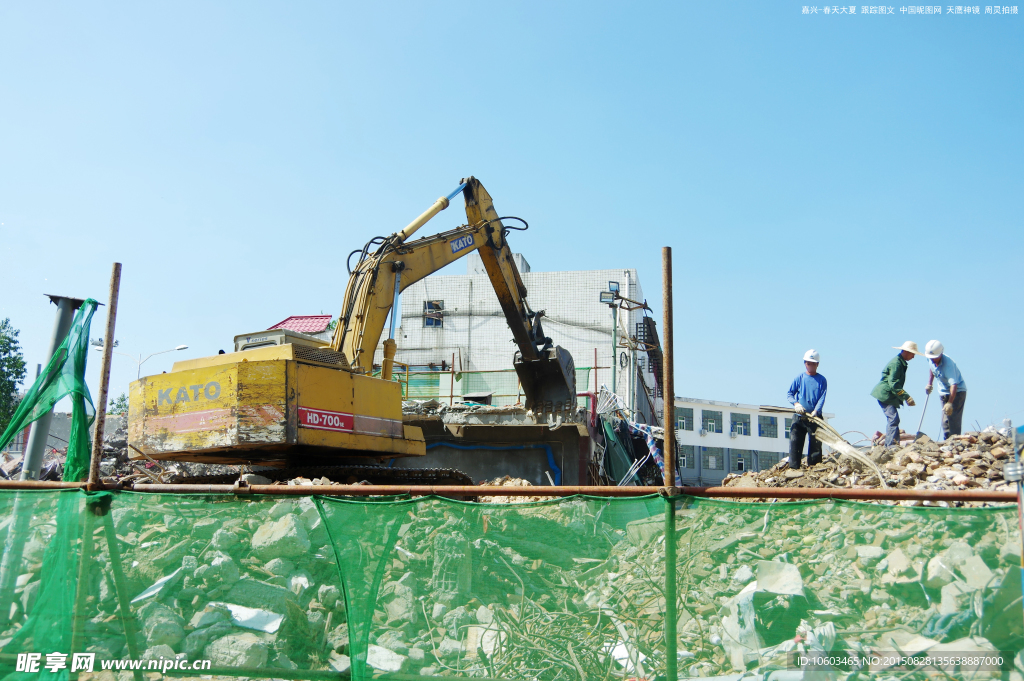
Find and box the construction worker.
[871,341,920,447]
[923,340,967,439]
[787,349,827,468]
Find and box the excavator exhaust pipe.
[515,346,577,419]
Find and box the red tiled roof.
[269,315,333,334]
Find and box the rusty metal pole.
[662,246,677,681]
[662,247,675,486]
[88,263,121,489]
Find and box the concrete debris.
[3,457,1020,678]
[722,430,1020,505]
[203,632,269,668]
[0,448,64,481]
[477,475,546,503]
[139,601,185,648]
[98,419,238,482]
[250,514,311,560]
[0,495,354,672]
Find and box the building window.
[424,301,444,328]
[731,448,755,472]
[701,410,723,434]
[758,451,782,469]
[758,415,778,438]
[679,444,696,469]
[676,407,694,432]
[730,413,751,436]
[784,418,793,438]
[702,446,724,470]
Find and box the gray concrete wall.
[2,413,124,454]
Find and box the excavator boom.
[332,177,576,415]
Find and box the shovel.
[914,391,931,439]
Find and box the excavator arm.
[330,177,576,416]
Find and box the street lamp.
[600,283,621,395]
[95,344,189,380]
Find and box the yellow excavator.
[127,178,577,478]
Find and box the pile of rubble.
[0,448,65,480]
[0,495,339,672]
[576,500,1023,678]
[339,497,1024,678]
[97,420,239,483]
[3,490,1021,678]
[477,475,546,503]
[723,429,1020,503]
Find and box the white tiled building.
[674,397,834,485]
[379,252,662,422]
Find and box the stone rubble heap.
[1,496,351,674]
[581,501,1023,679]
[723,429,1020,503]
[355,498,1024,678]
[476,475,546,504]
[99,420,237,483]
[2,492,1022,679]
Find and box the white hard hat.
[924,340,944,359]
[803,349,820,363]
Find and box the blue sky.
[1,1,1021,438]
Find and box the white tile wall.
[375,256,659,416]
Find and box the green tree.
[0,319,27,434]
[109,392,129,415]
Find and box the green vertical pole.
[665,494,678,680]
[70,497,97,680]
[99,497,144,681]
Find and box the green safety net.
[0,299,98,482]
[0,491,1021,680]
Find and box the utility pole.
[662,246,678,681]
[611,304,618,395]
[0,294,86,625]
[21,295,87,480]
[88,263,121,489]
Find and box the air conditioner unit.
[729,431,738,438]
[699,428,708,436]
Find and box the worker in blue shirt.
[923,340,968,439]
[787,349,827,469]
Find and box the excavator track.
[175,465,474,487]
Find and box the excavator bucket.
[514,345,577,417]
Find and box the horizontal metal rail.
[0,481,101,490]
[0,480,1013,501]
[114,482,1024,501]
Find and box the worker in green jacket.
[870,341,921,447]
